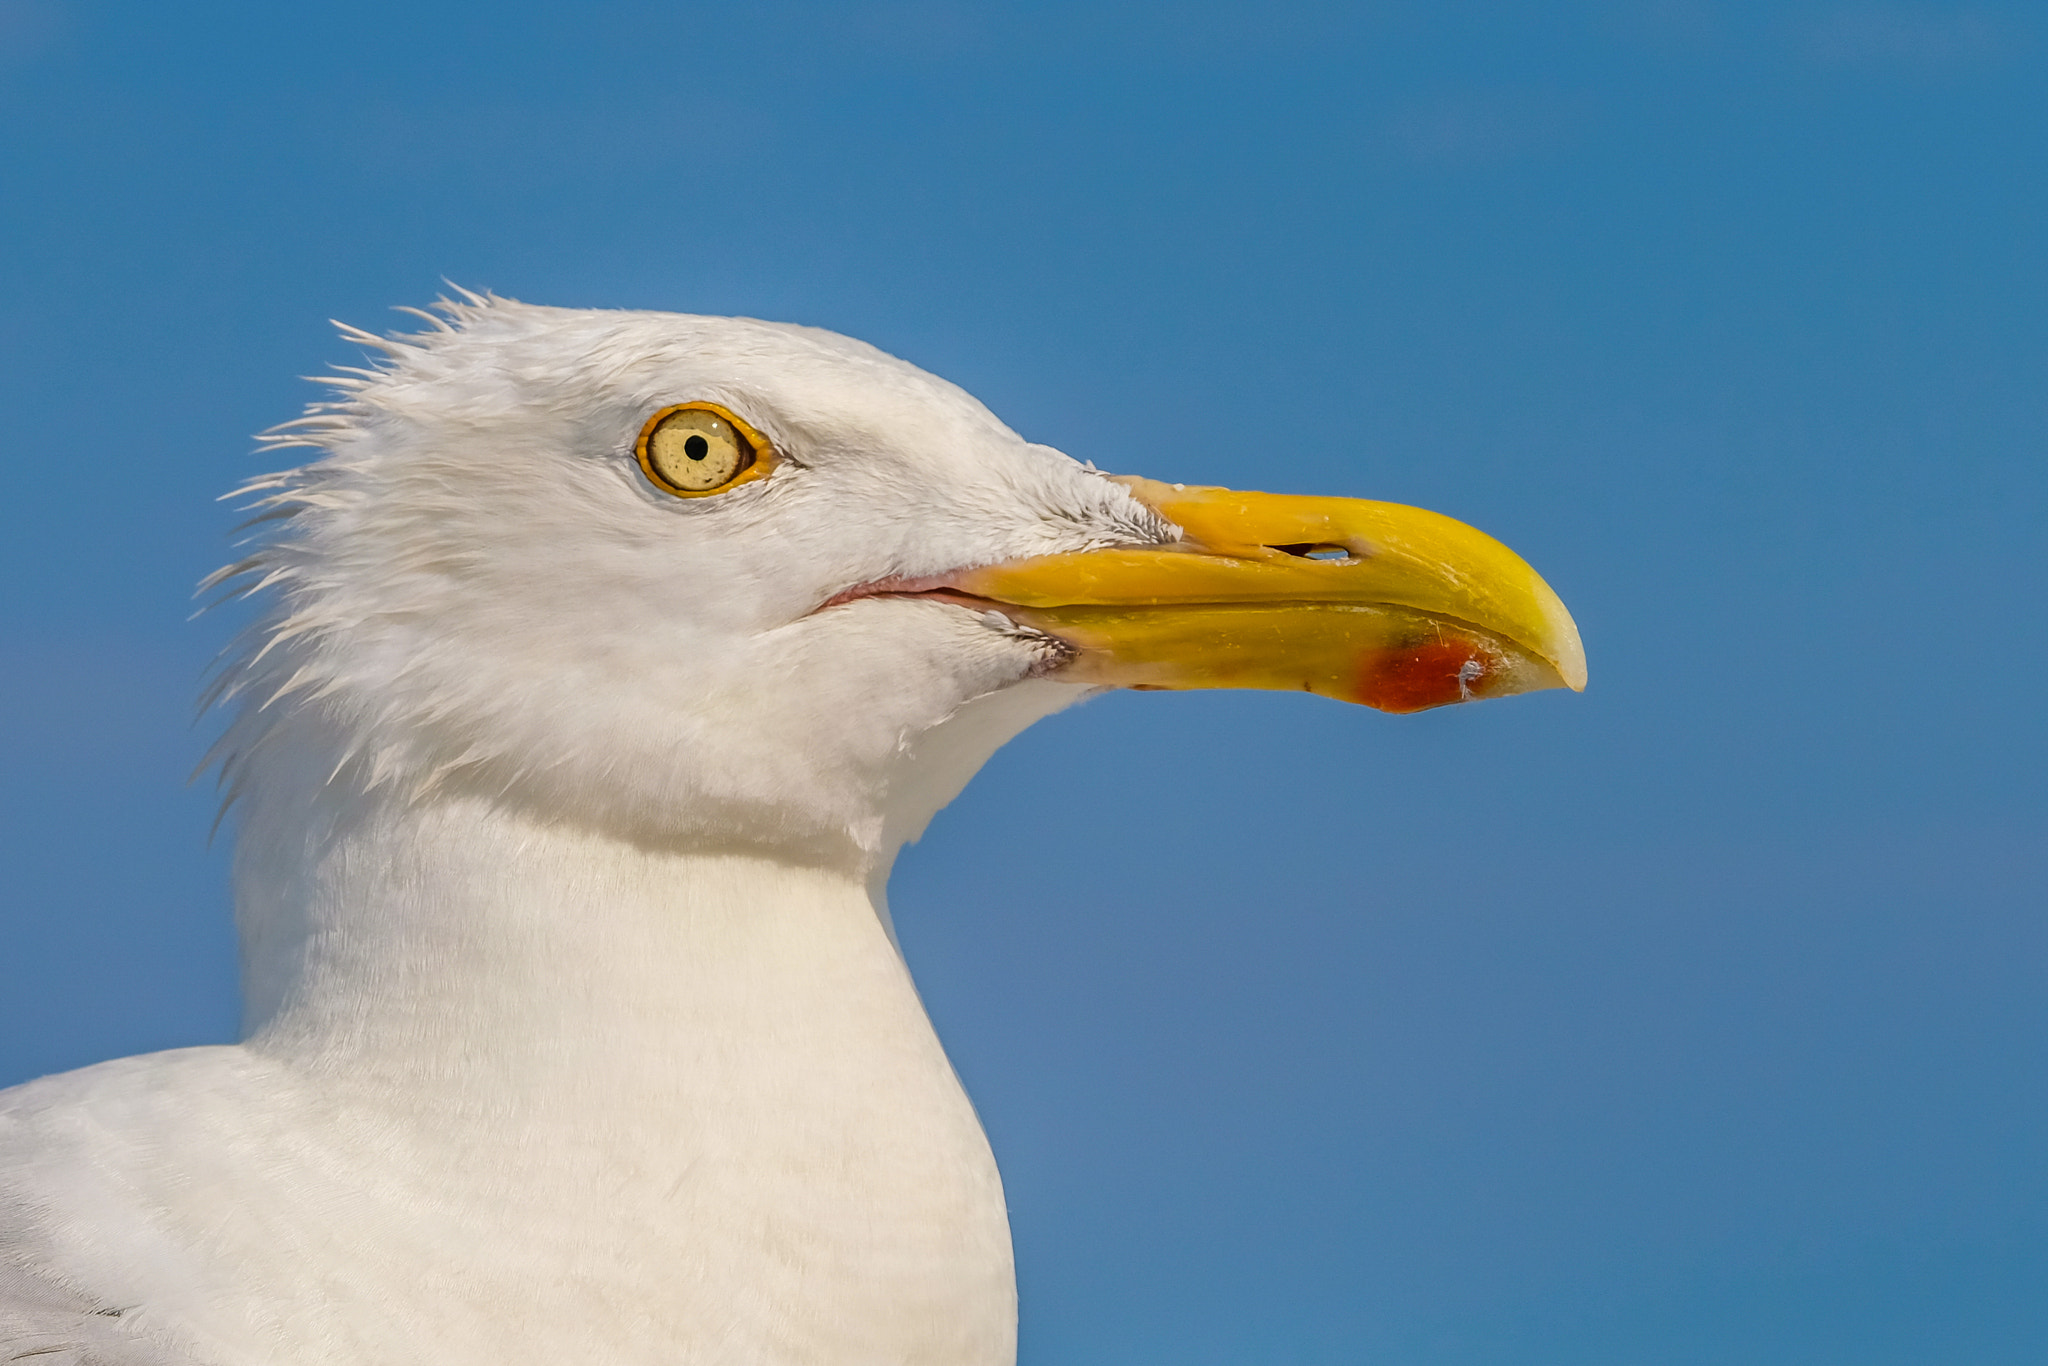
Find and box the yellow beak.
[951,476,1586,713]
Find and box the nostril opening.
[1271,543,1355,563]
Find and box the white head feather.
[206,293,1173,866]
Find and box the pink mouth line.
[819,574,1081,678]
[817,573,1000,613]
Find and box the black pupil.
[684,434,710,461]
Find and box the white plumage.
[0,294,1582,1364]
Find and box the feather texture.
[2,298,1174,1364]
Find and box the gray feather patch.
[0,1261,194,1365]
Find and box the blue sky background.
[3,1,2045,1361]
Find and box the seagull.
[0,294,1584,1365]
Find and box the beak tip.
[1534,584,1588,693]
[1556,643,1588,693]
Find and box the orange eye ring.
[634,401,778,497]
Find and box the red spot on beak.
[1354,639,1493,714]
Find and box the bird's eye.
[635,402,775,497]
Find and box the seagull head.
[212,295,1584,869]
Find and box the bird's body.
[1,296,1582,1364]
[1,812,1022,1363]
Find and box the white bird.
[0,294,1584,1365]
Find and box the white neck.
[217,735,1019,1364]
[240,788,899,1089]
